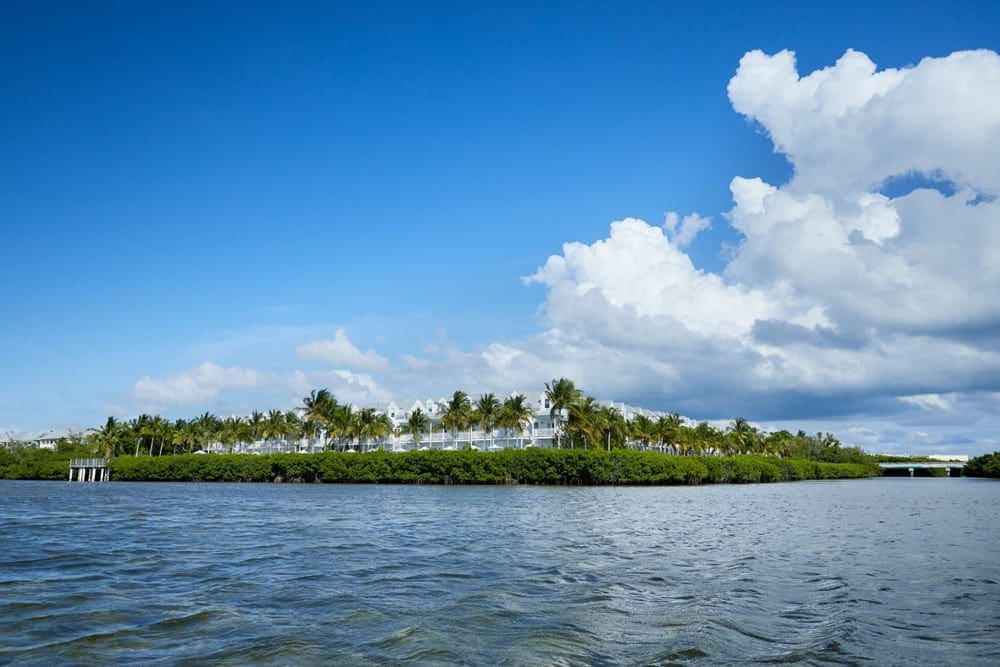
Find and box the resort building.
[272,390,668,454]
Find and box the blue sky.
[2,1,998,454]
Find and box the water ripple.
[1,479,998,663]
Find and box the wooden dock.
[69,458,109,482]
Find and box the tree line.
[4,378,869,464]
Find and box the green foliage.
[99,450,878,485]
[0,443,93,480]
[965,452,1000,478]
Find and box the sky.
[2,1,998,455]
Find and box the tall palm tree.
[655,413,683,454]
[439,391,471,450]
[171,419,198,454]
[474,393,501,450]
[545,378,581,449]
[566,396,601,449]
[407,408,429,449]
[692,421,722,455]
[130,414,152,456]
[631,414,656,450]
[193,412,220,453]
[355,408,378,452]
[372,413,393,451]
[263,410,285,453]
[219,416,244,454]
[333,407,353,451]
[284,410,303,452]
[598,405,627,450]
[728,417,758,454]
[499,394,534,449]
[303,389,338,451]
[248,410,265,452]
[88,416,121,459]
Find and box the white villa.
[289,390,667,454]
[0,427,83,450]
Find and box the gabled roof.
[1,427,81,443]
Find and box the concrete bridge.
[879,462,966,477]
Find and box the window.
[544,399,550,409]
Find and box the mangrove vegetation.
[0,378,886,483]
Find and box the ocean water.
[1,477,998,664]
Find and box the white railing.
[69,458,107,467]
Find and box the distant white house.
[0,427,82,450]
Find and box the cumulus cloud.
[663,212,712,248]
[132,362,390,410]
[132,363,273,405]
[297,328,389,371]
[441,48,1000,452]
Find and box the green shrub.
[966,452,1000,478]
[1,449,882,485]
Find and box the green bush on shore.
[0,444,94,481]
[100,450,878,485]
[965,452,1000,478]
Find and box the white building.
[0,427,82,450]
[324,390,666,453]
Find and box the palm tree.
[248,410,265,452]
[474,393,501,450]
[219,416,244,454]
[193,412,220,453]
[545,378,581,449]
[499,394,534,449]
[566,396,601,448]
[130,414,152,456]
[598,405,627,450]
[303,389,338,451]
[326,404,357,449]
[88,416,121,459]
[656,413,683,454]
[692,421,723,455]
[263,410,285,453]
[408,408,429,449]
[355,408,378,452]
[284,410,303,452]
[728,417,758,455]
[372,413,394,451]
[171,419,198,454]
[439,391,471,450]
[631,414,656,451]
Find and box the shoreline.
[97,450,878,485]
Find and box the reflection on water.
[1,478,998,663]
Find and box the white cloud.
[132,362,273,405]
[131,363,391,411]
[429,48,1000,453]
[900,394,953,411]
[727,48,1000,195]
[663,211,712,248]
[297,328,389,371]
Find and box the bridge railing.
[69,458,108,467]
